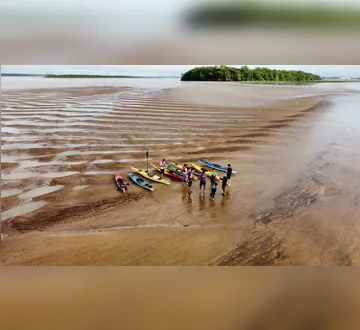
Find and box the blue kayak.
[199,159,236,174]
[128,172,154,191]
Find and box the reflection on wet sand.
[1,201,48,222]
[1,80,360,265]
[18,185,64,199]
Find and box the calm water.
[2,77,360,93]
[1,77,183,91]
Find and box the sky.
[2,65,360,78]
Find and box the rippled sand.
[1,79,360,265]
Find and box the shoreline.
[1,82,360,265]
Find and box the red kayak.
[115,171,128,192]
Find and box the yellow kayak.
[190,162,218,178]
[130,166,170,185]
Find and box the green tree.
[180,65,321,82]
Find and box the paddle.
[146,151,149,172]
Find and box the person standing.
[199,169,207,195]
[220,174,228,196]
[159,159,166,180]
[182,163,188,185]
[210,179,217,200]
[227,164,233,186]
[187,169,194,195]
[210,170,217,183]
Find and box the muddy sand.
[1,79,360,265]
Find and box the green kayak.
[166,163,183,176]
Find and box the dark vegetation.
[181,66,322,82]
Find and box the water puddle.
[84,171,114,175]
[1,201,47,221]
[66,144,89,148]
[40,128,89,133]
[19,198,33,205]
[90,159,115,164]
[118,158,149,163]
[56,150,124,157]
[20,160,86,168]
[1,136,43,142]
[4,121,111,128]
[41,172,79,178]
[2,172,36,180]
[1,143,64,150]
[0,136,95,142]
[1,154,20,163]
[1,127,27,134]
[1,189,23,198]
[72,185,89,191]
[18,185,64,199]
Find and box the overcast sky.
[2,65,360,77]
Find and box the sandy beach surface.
[1,77,360,265]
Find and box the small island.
[181,66,322,82]
[45,74,136,78]
[184,3,360,30]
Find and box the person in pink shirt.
[182,163,188,185]
[159,159,166,179]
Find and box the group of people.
[159,159,233,200]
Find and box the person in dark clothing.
[220,174,228,196]
[199,169,207,194]
[227,164,232,186]
[210,180,217,200]
[187,169,194,195]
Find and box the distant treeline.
[44,74,180,79]
[181,66,322,82]
[45,74,135,78]
[184,3,360,30]
[1,73,44,77]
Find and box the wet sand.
[1,79,360,265]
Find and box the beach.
[1,77,360,265]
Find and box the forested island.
[181,66,322,82]
[45,74,135,78]
[184,3,360,30]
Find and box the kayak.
[128,172,154,191]
[190,162,218,178]
[114,171,128,192]
[167,161,201,177]
[151,163,182,180]
[130,166,170,185]
[199,159,237,174]
[165,163,184,176]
